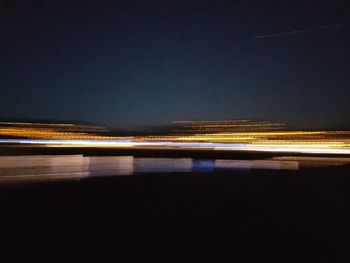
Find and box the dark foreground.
[1,167,350,262]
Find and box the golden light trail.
[0,121,350,155]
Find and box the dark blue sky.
[1,0,349,129]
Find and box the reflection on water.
[0,155,349,183]
[88,156,134,176]
[272,156,350,167]
[215,159,299,170]
[0,155,89,182]
[134,158,192,173]
[192,160,215,172]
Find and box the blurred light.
[0,121,349,155]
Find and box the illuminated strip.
[0,139,350,155]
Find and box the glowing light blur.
[0,154,346,184]
[0,121,350,155]
[1,154,349,183]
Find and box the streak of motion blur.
[1,155,350,183]
[1,120,350,155]
[0,120,350,183]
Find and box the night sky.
[1,0,349,129]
